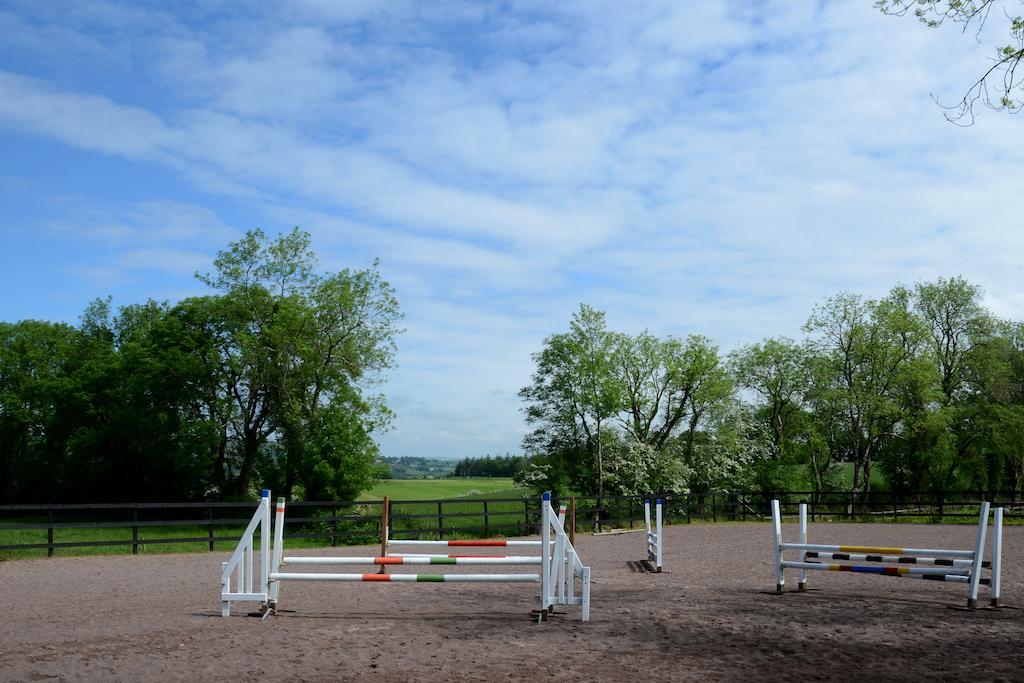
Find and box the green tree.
[684,402,774,493]
[196,227,401,498]
[616,332,733,457]
[520,305,622,497]
[729,337,810,457]
[604,440,689,497]
[803,289,928,494]
[901,276,996,490]
[0,320,83,501]
[967,321,1024,493]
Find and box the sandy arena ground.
[2,520,1023,681]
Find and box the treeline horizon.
[3,258,1021,504]
[448,454,528,478]
[517,277,1023,501]
[0,229,402,503]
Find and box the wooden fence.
[2,490,1021,557]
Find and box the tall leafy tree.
[803,289,928,494]
[520,305,621,497]
[0,320,83,501]
[904,276,997,490]
[990,322,1024,491]
[915,276,996,403]
[729,337,810,458]
[616,332,732,456]
[196,228,401,498]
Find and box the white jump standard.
[770,499,1003,608]
[220,490,591,621]
[219,489,272,615]
[643,498,664,572]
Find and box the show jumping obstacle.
[771,499,1004,608]
[380,502,568,562]
[643,498,663,572]
[220,491,591,621]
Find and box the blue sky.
[1,1,1021,461]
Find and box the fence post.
[524,498,530,534]
[628,498,635,529]
[483,500,490,538]
[741,493,746,522]
[437,501,444,539]
[686,493,692,524]
[378,497,390,575]
[47,509,54,558]
[208,506,215,551]
[132,508,139,555]
[596,495,603,533]
[712,493,717,523]
[893,493,898,522]
[331,505,338,547]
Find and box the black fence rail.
[2,490,1021,557]
[0,500,267,556]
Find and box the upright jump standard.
[220,491,591,621]
[643,498,664,572]
[770,499,1003,609]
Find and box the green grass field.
[359,477,520,501]
[359,478,533,541]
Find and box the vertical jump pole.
[269,497,286,606]
[967,501,990,609]
[541,491,551,620]
[569,496,576,546]
[798,502,807,592]
[244,526,253,593]
[261,489,270,598]
[771,499,784,592]
[991,506,1003,607]
[220,561,229,617]
[581,566,591,621]
[379,496,390,574]
[655,498,664,572]
[552,519,566,603]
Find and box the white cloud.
[1,0,1022,459]
[0,71,175,159]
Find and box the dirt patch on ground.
[2,521,1022,681]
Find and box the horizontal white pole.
[385,552,535,559]
[221,592,268,601]
[387,540,544,547]
[931,574,970,583]
[282,556,542,565]
[270,572,540,582]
